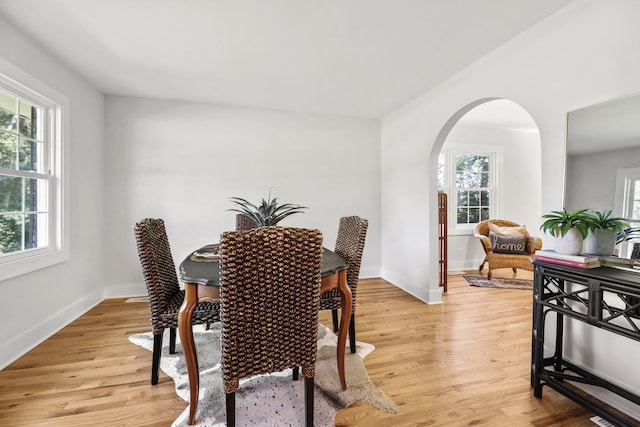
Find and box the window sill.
[448,227,477,237]
[0,248,69,281]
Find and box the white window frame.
[614,167,640,258]
[439,145,501,235]
[0,58,69,281]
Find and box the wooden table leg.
[336,269,352,391]
[178,282,199,425]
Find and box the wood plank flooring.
[0,272,598,426]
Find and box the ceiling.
[0,0,573,119]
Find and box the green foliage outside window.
[455,154,491,225]
[0,91,41,255]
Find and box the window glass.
[437,153,446,191]
[438,147,498,231]
[0,85,52,259]
[632,179,640,221]
[454,154,492,226]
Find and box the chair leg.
[152,333,163,385]
[304,377,314,427]
[487,269,492,280]
[293,366,299,380]
[226,392,236,427]
[331,309,339,332]
[349,312,356,354]
[169,327,176,354]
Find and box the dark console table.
[531,260,640,426]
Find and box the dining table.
[177,244,351,425]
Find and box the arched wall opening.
[430,98,542,292]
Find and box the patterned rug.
[463,275,533,290]
[129,324,397,426]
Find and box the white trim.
[440,143,502,230]
[614,167,640,218]
[0,290,102,370]
[614,167,640,258]
[0,57,69,281]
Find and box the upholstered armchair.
[473,219,542,279]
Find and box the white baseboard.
[380,269,443,304]
[0,290,103,370]
[104,281,147,298]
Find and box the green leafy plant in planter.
[584,210,629,234]
[540,208,591,255]
[228,191,308,227]
[540,208,590,238]
[583,210,629,256]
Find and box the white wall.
[102,96,381,296]
[566,146,640,212]
[381,0,640,417]
[443,124,542,271]
[0,16,104,368]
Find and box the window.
[0,62,67,281]
[455,154,491,225]
[439,147,498,232]
[0,91,49,254]
[615,168,640,257]
[625,177,640,226]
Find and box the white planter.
[584,229,617,256]
[554,228,584,255]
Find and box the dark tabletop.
[180,246,346,286]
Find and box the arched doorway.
[434,99,541,291]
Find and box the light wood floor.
[0,272,598,426]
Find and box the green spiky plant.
[228,191,308,227]
[583,210,629,234]
[540,208,590,238]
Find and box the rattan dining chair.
[219,226,323,427]
[235,213,259,230]
[133,218,221,385]
[319,216,368,354]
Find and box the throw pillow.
[489,231,528,254]
[488,222,527,237]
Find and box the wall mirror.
[565,91,640,257]
[565,91,640,211]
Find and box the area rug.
[129,324,397,426]
[463,275,533,290]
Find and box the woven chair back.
[335,216,369,295]
[235,213,260,230]
[319,216,368,311]
[219,226,323,393]
[474,219,525,238]
[133,218,181,334]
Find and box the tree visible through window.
[0,88,48,255]
[455,154,491,225]
[438,148,496,229]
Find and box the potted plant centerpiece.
[583,210,629,256]
[228,191,308,226]
[540,208,590,255]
